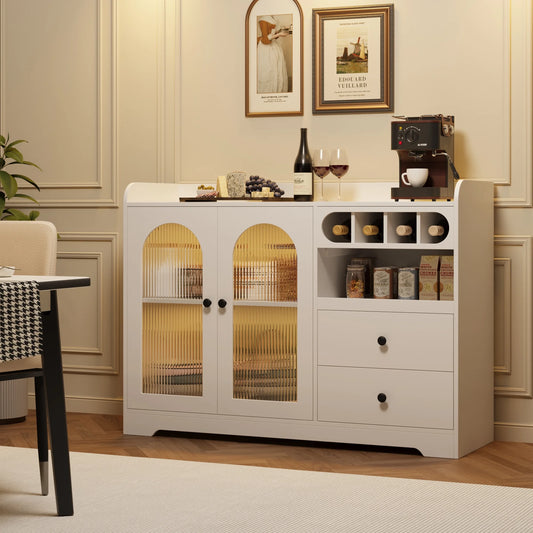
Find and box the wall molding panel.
[0,0,118,207]
[494,258,512,375]
[57,232,120,376]
[494,0,532,207]
[494,236,532,398]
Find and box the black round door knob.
[377,393,387,403]
[202,298,212,308]
[218,299,227,308]
[377,336,387,346]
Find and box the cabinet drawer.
[317,310,453,371]
[317,366,454,429]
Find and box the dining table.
[0,274,90,516]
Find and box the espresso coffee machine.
[390,115,459,200]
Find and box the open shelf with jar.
[318,248,452,293]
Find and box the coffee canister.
[373,267,398,299]
[398,267,419,300]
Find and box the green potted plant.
[0,133,41,220]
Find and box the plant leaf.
[1,208,31,220]
[0,196,5,213]
[4,147,23,163]
[28,210,40,220]
[4,139,27,151]
[14,193,39,203]
[2,208,28,220]
[10,173,41,190]
[21,160,42,171]
[0,158,4,170]
[0,170,18,197]
[0,134,6,146]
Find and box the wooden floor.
[1,411,533,489]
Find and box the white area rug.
[1,446,532,532]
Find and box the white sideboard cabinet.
[124,180,494,458]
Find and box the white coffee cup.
[401,168,429,188]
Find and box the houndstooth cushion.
[0,281,43,363]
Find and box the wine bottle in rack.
[362,224,380,236]
[396,224,413,237]
[332,224,350,236]
[428,225,445,237]
[293,128,313,201]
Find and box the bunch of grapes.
[246,176,285,198]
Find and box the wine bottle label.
[293,172,313,195]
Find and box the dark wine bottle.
[293,128,313,201]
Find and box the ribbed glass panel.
[233,224,297,402]
[233,306,297,401]
[233,224,297,302]
[142,224,203,396]
[142,303,203,396]
[143,224,202,300]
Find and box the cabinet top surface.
[124,180,490,207]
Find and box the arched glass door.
[232,223,297,402]
[142,223,203,397]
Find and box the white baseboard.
[494,422,533,443]
[28,394,123,416]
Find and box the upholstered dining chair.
[0,220,57,497]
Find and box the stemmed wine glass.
[312,149,330,200]
[330,148,349,200]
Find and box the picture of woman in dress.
[256,14,293,94]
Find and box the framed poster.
[312,5,394,114]
[245,0,303,117]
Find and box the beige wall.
[1,0,532,442]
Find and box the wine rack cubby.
[321,212,351,243]
[354,212,384,244]
[319,209,451,246]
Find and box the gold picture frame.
[245,0,303,117]
[312,4,394,114]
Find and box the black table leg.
[34,374,49,496]
[40,290,73,516]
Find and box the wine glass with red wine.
[330,148,349,200]
[312,149,330,200]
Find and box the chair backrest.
[0,221,57,275]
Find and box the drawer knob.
[377,336,387,346]
[218,298,227,309]
[202,298,212,308]
[377,393,387,403]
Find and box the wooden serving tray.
[180,197,293,202]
